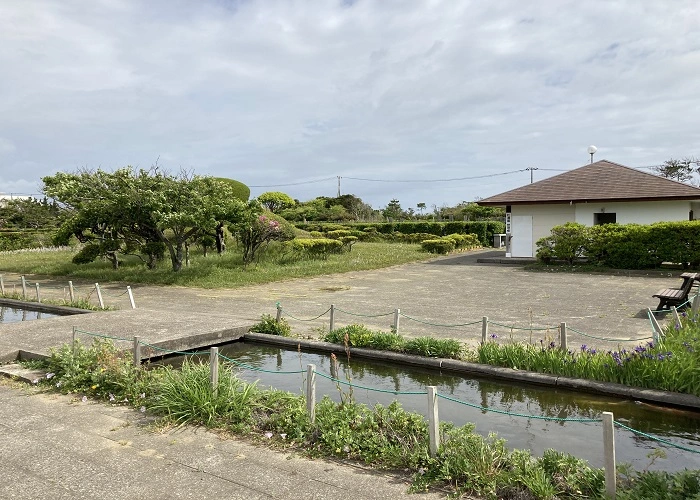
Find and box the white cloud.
[1,0,699,208]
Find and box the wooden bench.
[653,272,700,311]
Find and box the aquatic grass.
[321,325,464,359]
[478,323,700,397]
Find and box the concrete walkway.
[0,249,677,360]
[0,380,446,500]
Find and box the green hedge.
[289,238,343,258]
[294,221,505,246]
[536,221,700,269]
[0,230,53,251]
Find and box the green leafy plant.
[250,314,292,336]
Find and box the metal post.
[481,316,488,344]
[306,364,316,423]
[329,304,335,332]
[602,411,616,498]
[210,347,219,396]
[133,336,141,369]
[127,286,136,309]
[68,281,75,302]
[427,386,440,457]
[559,322,567,352]
[95,283,104,309]
[276,303,282,323]
[21,276,27,300]
[393,308,400,334]
[35,283,41,303]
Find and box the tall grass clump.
[149,361,259,429]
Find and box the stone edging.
[244,332,700,411]
[0,297,92,315]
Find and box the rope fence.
[274,297,697,348]
[0,275,136,310]
[69,324,700,497]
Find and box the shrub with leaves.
[250,313,292,336]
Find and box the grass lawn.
[0,242,433,288]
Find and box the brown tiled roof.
[478,160,700,206]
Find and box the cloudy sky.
[2,1,699,209]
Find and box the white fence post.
[692,294,700,317]
[0,275,5,295]
[35,283,41,303]
[72,326,77,356]
[210,347,219,396]
[427,386,440,457]
[329,303,335,332]
[393,308,400,334]
[602,411,616,498]
[68,281,75,302]
[306,364,316,423]
[559,322,567,352]
[95,283,104,309]
[647,308,663,342]
[133,336,141,369]
[671,306,681,328]
[276,303,282,323]
[21,276,27,300]
[481,316,488,344]
[127,286,136,309]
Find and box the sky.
[1,1,699,210]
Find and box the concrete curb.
[243,332,700,411]
[0,297,92,315]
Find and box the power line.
[248,176,336,188]
[343,169,528,183]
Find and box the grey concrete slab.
[0,382,446,499]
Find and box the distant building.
[477,160,700,258]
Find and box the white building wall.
[511,204,575,257]
[574,200,692,225]
[511,200,696,258]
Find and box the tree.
[230,202,296,265]
[257,191,295,213]
[416,202,426,215]
[43,168,246,272]
[653,157,699,183]
[382,199,404,221]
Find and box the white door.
[511,215,533,257]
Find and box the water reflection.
[0,306,59,323]
[159,341,700,472]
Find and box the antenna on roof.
[587,145,598,164]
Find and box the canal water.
[0,305,62,323]
[162,341,700,473]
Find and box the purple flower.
[140,406,146,413]
[109,393,115,402]
[581,344,587,351]
[490,334,498,339]
[81,396,88,403]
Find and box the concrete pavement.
[0,380,445,499]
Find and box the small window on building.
[594,213,616,225]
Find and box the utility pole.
[525,167,538,183]
[337,176,341,197]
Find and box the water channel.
[0,305,62,323]
[161,341,700,473]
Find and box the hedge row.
[421,233,480,254]
[0,230,51,251]
[536,221,700,269]
[294,221,505,246]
